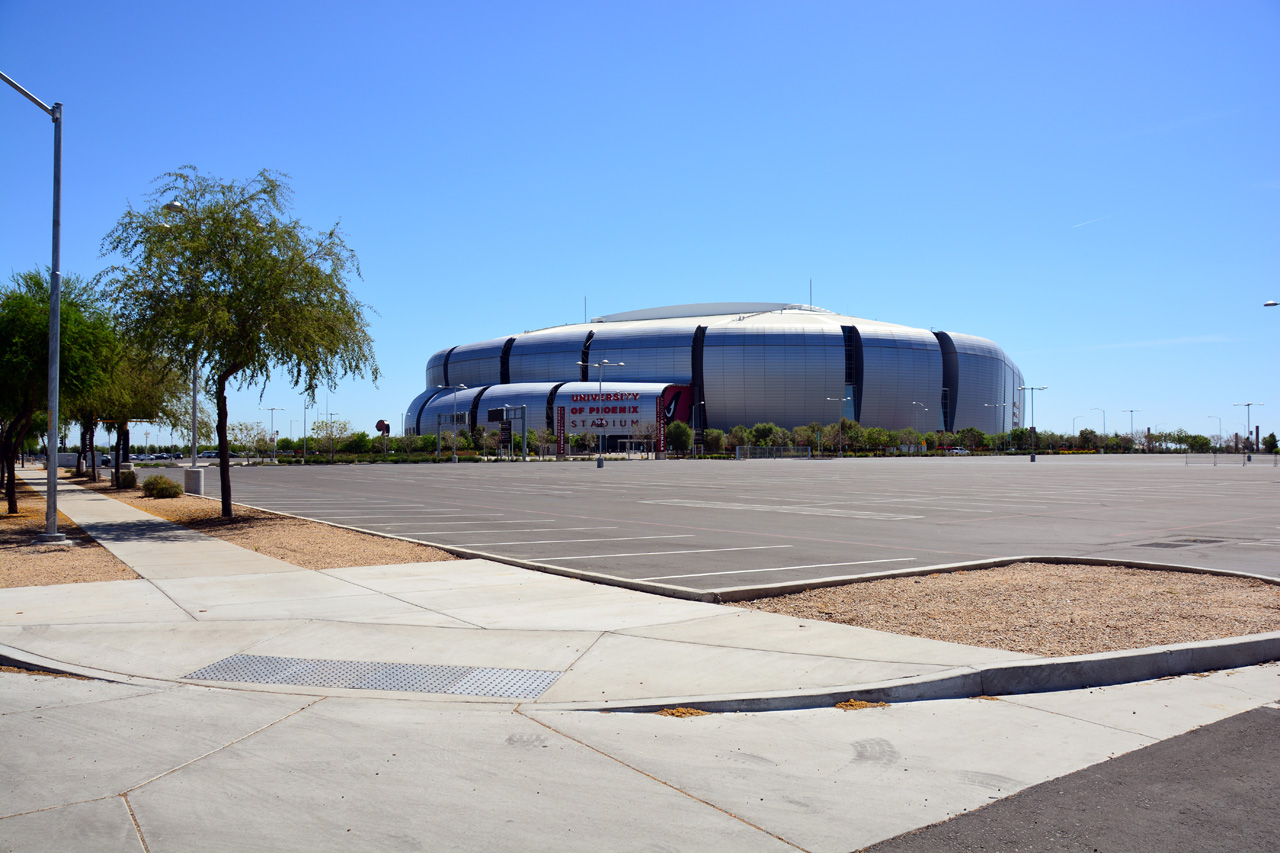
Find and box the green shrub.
[141,474,183,498]
[116,470,138,489]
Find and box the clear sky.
[3,1,1277,446]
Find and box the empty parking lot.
[196,455,1280,597]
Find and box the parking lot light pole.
[436,384,467,462]
[1234,403,1262,453]
[1122,409,1140,452]
[826,396,851,457]
[260,406,283,462]
[3,70,65,543]
[910,401,928,434]
[1208,415,1222,450]
[577,360,624,467]
[1018,386,1047,461]
[984,403,1007,451]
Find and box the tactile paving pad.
[185,653,561,698]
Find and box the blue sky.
[3,1,1277,445]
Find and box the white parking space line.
[459,535,694,547]
[637,558,916,581]
[539,545,791,561]
[405,527,617,535]
[315,514,497,521]
[640,499,922,521]
[362,519,535,526]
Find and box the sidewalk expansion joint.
[515,706,810,852]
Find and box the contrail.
[1073,214,1116,228]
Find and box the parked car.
[198,450,218,458]
[947,447,970,455]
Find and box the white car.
[947,448,970,455]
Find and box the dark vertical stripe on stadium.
[414,388,448,436]
[441,345,458,387]
[934,331,959,433]
[546,382,569,430]
[579,330,595,382]
[499,337,516,385]
[468,387,491,437]
[842,325,864,423]
[690,326,708,430]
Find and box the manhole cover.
[185,654,561,698]
[1135,542,1192,549]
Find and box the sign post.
[655,396,667,460]
[556,406,566,460]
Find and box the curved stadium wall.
[405,303,1024,442]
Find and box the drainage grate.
[1135,542,1192,549]
[185,654,561,699]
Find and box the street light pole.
[260,406,284,462]
[1233,402,1263,453]
[1208,415,1222,450]
[436,384,467,462]
[826,396,851,457]
[910,401,928,434]
[1018,386,1048,461]
[1121,409,1140,452]
[2,70,66,543]
[577,360,624,467]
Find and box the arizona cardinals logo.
[664,390,681,420]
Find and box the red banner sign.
[656,396,666,453]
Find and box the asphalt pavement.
[178,454,1280,597]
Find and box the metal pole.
[190,363,199,467]
[38,102,65,541]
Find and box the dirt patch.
[734,563,1280,657]
[655,707,711,717]
[76,475,455,571]
[836,700,889,711]
[0,478,139,588]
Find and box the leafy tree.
[957,426,986,451]
[276,436,296,453]
[100,166,378,516]
[703,428,725,454]
[666,421,693,453]
[312,419,351,462]
[341,431,373,454]
[726,425,751,452]
[1263,432,1278,454]
[863,427,895,454]
[1185,434,1213,453]
[0,269,115,513]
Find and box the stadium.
[404,303,1024,447]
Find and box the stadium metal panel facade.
[405,303,1023,443]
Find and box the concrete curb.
[534,630,1280,713]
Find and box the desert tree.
[100,166,379,516]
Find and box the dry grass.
[655,707,711,717]
[734,562,1280,657]
[835,700,889,711]
[76,475,455,570]
[0,478,139,588]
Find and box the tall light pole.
[260,406,284,462]
[1072,414,1083,433]
[826,396,851,457]
[436,384,467,462]
[1234,402,1263,453]
[910,401,928,434]
[1122,409,1140,452]
[1208,415,1222,450]
[1018,386,1047,461]
[289,419,298,441]
[3,71,65,543]
[577,360,624,467]
[984,403,1007,452]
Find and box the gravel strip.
[733,562,1280,657]
[0,479,139,588]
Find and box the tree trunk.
[216,371,233,518]
[1,429,15,515]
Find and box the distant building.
[405,302,1023,443]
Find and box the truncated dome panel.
[186,653,561,699]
